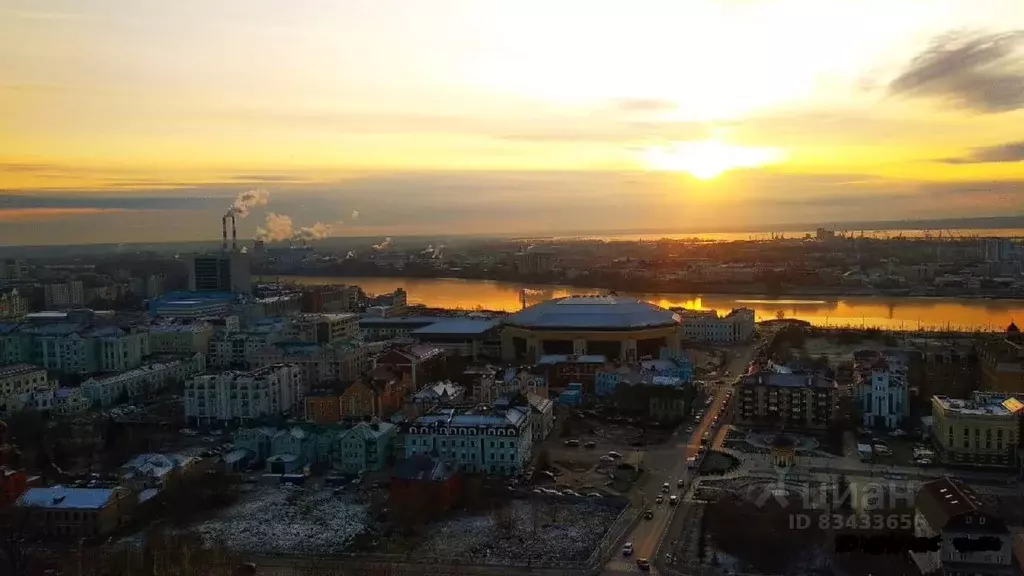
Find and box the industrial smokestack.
[222,216,228,251]
[231,215,237,251]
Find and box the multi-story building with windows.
[0,288,27,320]
[149,322,214,355]
[0,363,48,400]
[736,369,839,430]
[930,392,1022,468]
[401,400,532,476]
[286,313,360,344]
[0,313,150,377]
[82,353,205,408]
[250,340,370,390]
[335,421,397,474]
[911,478,1016,576]
[677,308,755,343]
[184,363,304,425]
[854,350,910,429]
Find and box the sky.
[1,0,1023,245]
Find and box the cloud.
[939,141,1024,164]
[0,208,127,223]
[226,174,305,183]
[889,30,1024,113]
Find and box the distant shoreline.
[259,269,1024,302]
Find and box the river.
[269,276,1024,332]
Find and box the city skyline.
[2,0,1023,244]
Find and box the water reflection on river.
[273,276,1024,332]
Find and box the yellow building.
[500,296,682,363]
[930,393,1022,468]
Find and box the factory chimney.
[222,216,228,251]
[231,215,237,251]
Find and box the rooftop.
[507,296,681,330]
[17,487,121,510]
[0,363,46,378]
[738,371,836,389]
[537,354,608,365]
[393,454,456,482]
[357,316,441,326]
[410,318,500,336]
[932,394,1022,417]
[915,478,987,529]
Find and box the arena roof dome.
[505,296,681,331]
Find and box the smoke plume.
[292,222,336,242]
[350,210,360,220]
[372,237,392,251]
[227,188,270,218]
[255,212,294,242]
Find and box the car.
[685,426,694,433]
[606,451,622,459]
[599,455,616,463]
[584,441,597,448]
[564,439,580,447]
[656,495,664,504]
[677,479,685,488]
[637,558,650,571]
[622,542,634,556]
[644,509,654,519]
[661,482,670,492]
[669,495,679,505]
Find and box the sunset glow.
[641,141,787,179]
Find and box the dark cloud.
[889,30,1024,113]
[0,194,220,211]
[940,141,1024,164]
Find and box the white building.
[400,400,533,476]
[81,353,206,407]
[184,363,305,425]
[207,320,288,369]
[854,352,910,429]
[678,308,755,343]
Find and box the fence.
[585,501,641,567]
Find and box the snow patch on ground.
[412,499,624,564]
[191,487,368,554]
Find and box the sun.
[641,140,785,179]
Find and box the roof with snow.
[506,296,680,331]
[17,487,121,510]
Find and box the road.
[602,344,756,575]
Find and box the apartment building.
[401,401,533,476]
[184,363,305,425]
[149,322,214,355]
[0,288,27,320]
[206,320,288,369]
[978,329,1024,394]
[0,363,48,399]
[250,340,369,389]
[736,369,839,430]
[286,313,360,344]
[301,285,359,313]
[911,478,1017,576]
[930,392,1022,468]
[335,421,397,474]
[853,350,910,429]
[43,280,84,309]
[0,318,150,376]
[81,353,205,408]
[678,308,756,343]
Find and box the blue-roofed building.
[557,383,583,407]
[401,402,533,476]
[16,486,137,538]
[149,291,234,319]
[502,295,683,364]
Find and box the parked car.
[600,455,616,463]
[606,451,622,459]
[622,542,634,556]
[565,439,580,447]
[685,426,694,433]
[584,441,597,448]
[637,558,650,571]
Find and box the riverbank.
[259,275,1024,331]
[256,268,1024,301]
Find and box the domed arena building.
[500,295,683,363]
